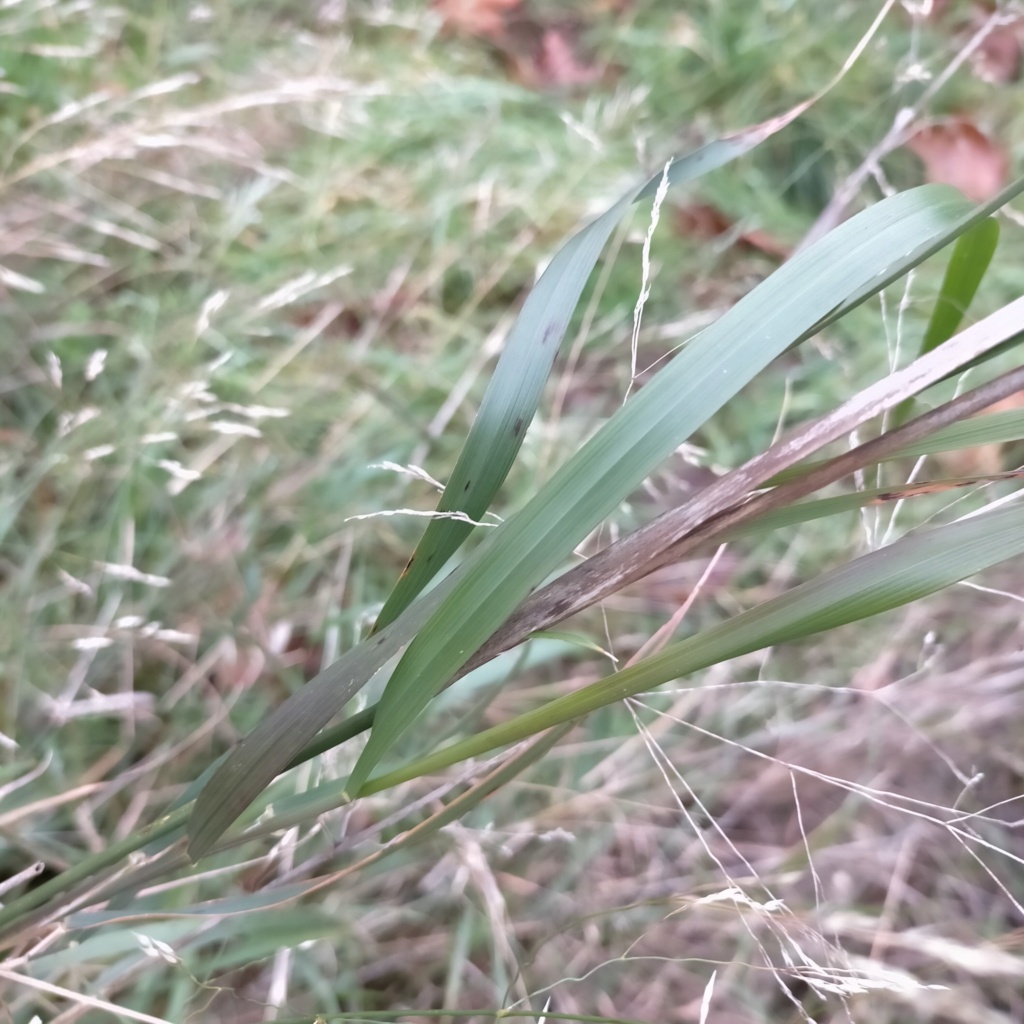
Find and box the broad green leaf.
[346,185,978,798]
[363,498,1024,795]
[373,135,796,632]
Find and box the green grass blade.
[346,185,977,797]
[202,366,1024,844]
[364,498,1024,794]
[373,136,784,632]
[893,216,1000,425]
[885,407,1024,460]
[921,216,1000,356]
[771,406,1024,485]
[370,188,637,632]
[187,588,441,859]
[189,126,828,858]
[190,180,1024,860]
[727,477,1024,538]
[212,481,1024,830]
[802,179,1022,345]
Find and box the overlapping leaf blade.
[892,216,1001,426]
[188,135,764,858]
[921,216,1000,356]
[373,137,785,631]
[727,475,1024,538]
[346,185,978,797]
[191,174,1024,860]
[186,587,439,859]
[362,498,1024,794]
[771,406,1024,485]
[188,127,829,858]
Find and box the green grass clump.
[2,2,1024,1022]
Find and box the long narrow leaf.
[771,406,1024,485]
[272,366,1024,793]
[802,179,1022,344]
[363,498,1024,794]
[728,475,1024,538]
[892,216,1000,426]
[185,586,450,859]
[186,126,837,858]
[921,216,1000,355]
[373,135,807,631]
[346,185,978,797]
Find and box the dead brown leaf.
[971,15,1024,83]
[917,0,1023,83]
[674,202,790,259]
[535,27,602,87]
[739,228,791,259]
[905,119,1009,202]
[433,0,520,38]
[674,201,732,239]
[501,20,606,90]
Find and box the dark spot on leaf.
[464,480,471,492]
[513,417,524,437]
[542,324,558,345]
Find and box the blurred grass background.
[2,0,1024,1021]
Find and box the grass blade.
[892,215,1000,425]
[729,474,1024,538]
[772,405,1024,485]
[188,116,838,859]
[273,364,1024,786]
[346,185,978,797]
[802,180,1022,344]
[373,135,805,631]
[364,498,1024,794]
[921,216,1000,356]
[186,588,439,859]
